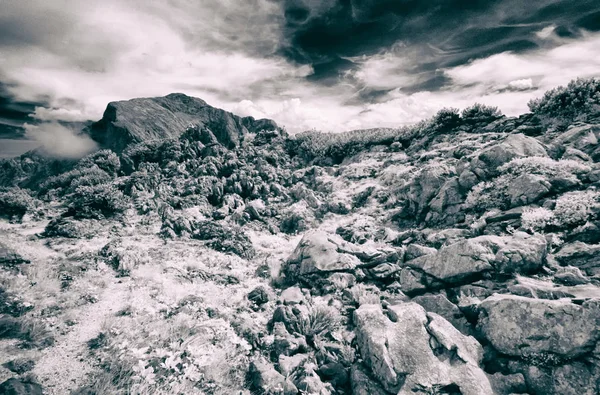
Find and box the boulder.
[0,378,43,395]
[477,294,600,359]
[412,293,471,334]
[470,134,547,179]
[353,303,492,394]
[248,358,298,395]
[405,232,547,285]
[554,242,600,277]
[283,231,361,281]
[508,173,551,207]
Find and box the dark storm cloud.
[280,0,600,87]
[0,82,46,138]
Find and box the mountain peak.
[88,94,278,152]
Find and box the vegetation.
[66,183,130,219]
[0,187,39,220]
[528,77,600,129]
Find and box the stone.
[477,294,600,359]
[283,231,361,281]
[0,378,43,395]
[248,358,298,395]
[508,173,551,207]
[554,242,600,277]
[486,372,527,395]
[353,303,492,394]
[406,232,546,285]
[404,244,437,262]
[412,293,471,334]
[279,287,305,305]
[248,286,270,306]
[350,365,388,395]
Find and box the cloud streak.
[0,0,599,144]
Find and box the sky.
[0,0,599,155]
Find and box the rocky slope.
[1,79,600,394]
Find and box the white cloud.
[24,123,98,159]
[508,78,534,91]
[1,0,599,139]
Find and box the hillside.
[1,78,600,395]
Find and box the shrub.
[77,150,121,176]
[528,78,600,128]
[0,188,38,219]
[522,207,555,232]
[191,221,255,259]
[41,165,112,195]
[461,103,502,124]
[431,107,462,133]
[553,190,600,228]
[498,157,591,179]
[67,183,129,219]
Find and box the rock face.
[88,93,278,152]
[404,232,547,287]
[353,303,492,394]
[477,294,600,358]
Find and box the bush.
[528,78,600,128]
[191,221,255,259]
[553,190,600,228]
[498,157,591,179]
[41,165,112,196]
[522,207,555,232]
[67,183,129,219]
[461,103,502,124]
[0,188,38,219]
[77,150,121,176]
[431,107,462,133]
[521,191,600,232]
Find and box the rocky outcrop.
[88,93,278,152]
[353,303,492,394]
[477,294,600,359]
[467,133,547,179]
[403,232,547,290]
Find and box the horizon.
[1,0,600,157]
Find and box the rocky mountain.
[88,93,279,152]
[1,78,600,394]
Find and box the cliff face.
[88,93,278,152]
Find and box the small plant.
[521,207,555,232]
[553,190,600,228]
[288,302,342,341]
